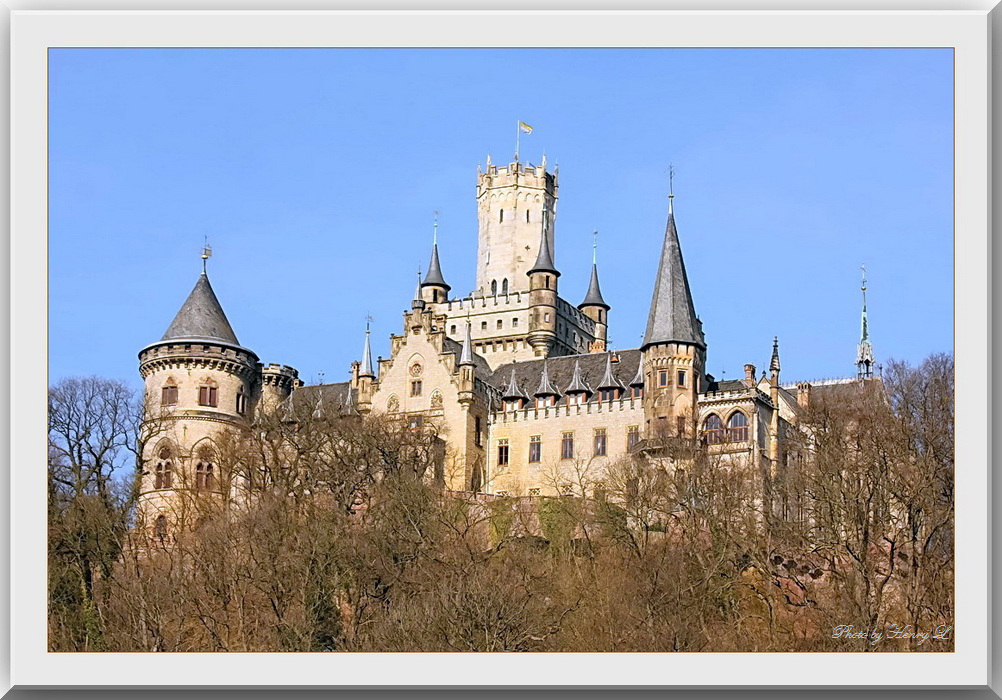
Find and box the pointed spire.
[502,365,527,401]
[459,319,475,366]
[161,271,240,345]
[580,232,609,310]
[564,358,592,395]
[770,336,781,374]
[857,264,875,379]
[528,205,559,276]
[534,360,560,397]
[597,352,625,391]
[411,267,426,310]
[421,212,451,292]
[342,387,357,415]
[360,319,375,378]
[629,358,645,387]
[642,178,705,349]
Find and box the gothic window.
[154,514,168,540]
[497,438,509,465]
[198,383,218,407]
[154,446,173,489]
[594,428,608,456]
[195,447,215,491]
[529,435,541,463]
[703,414,725,445]
[727,412,750,442]
[561,432,574,460]
[491,280,498,295]
[161,378,178,406]
[627,425,640,451]
[502,279,508,294]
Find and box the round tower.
[136,269,259,544]
[579,237,610,353]
[526,206,559,357]
[640,193,706,439]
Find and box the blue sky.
[49,48,953,389]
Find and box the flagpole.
[514,120,520,162]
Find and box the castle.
[135,156,876,538]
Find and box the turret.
[640,181,706,438]
[856,265,875,380]
[457,320,476,404]
[526,206,560,358]
[579,232,610,353]
[420,213,451,304]
[137,263,259,541]
[357,322,376,414]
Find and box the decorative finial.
[201,235,212,274]
[592,230,598,265]
[365,313,373,334]
[433,211,439,245]
[668,164,675,199]
[861,263,867,291]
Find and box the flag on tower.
[518,121,533,134]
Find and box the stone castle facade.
[135,156,875,538]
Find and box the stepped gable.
[486,349,642,400]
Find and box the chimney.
[796,382,812,409]
[744,364,756,384]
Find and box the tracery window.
[195,446,215,491]
[727,412,750,442]
[703,414,725,445]
[154,446,173,489]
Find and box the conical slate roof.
[528,212,559,276]
[502,366,528,400]
[360,329,375,378]
[642,199,704,349]
[564,359,592,395]
[459,321,475,366]
[596,353,625,390]
[534,360,560,397]
[422,242,450,291]
[579,263,609,310]
[161,273,240,345]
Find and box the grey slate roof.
[597,353,625,390]
[161,273,240,345]
[704,378,749,393]
[502,365,529,400]
[579,263,609,309]
[421,242,450,291]
[286,382,356,418]
[486,350,642,399]
[642,200,705,349]
[528,222,559,276]
[458,321,474,366]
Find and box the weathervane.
[201,235,212,274]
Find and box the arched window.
[501,279,508,294]
[154,514,168,540]
[491,280,498,296]
[154,446,173,489]
[161,378,178,406]
[702,414,725,445]
[727,412,749,442]
[499,209,504,223]
[195,446,215,491]
[198,379,218,407]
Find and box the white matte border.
[11,9,987,688]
